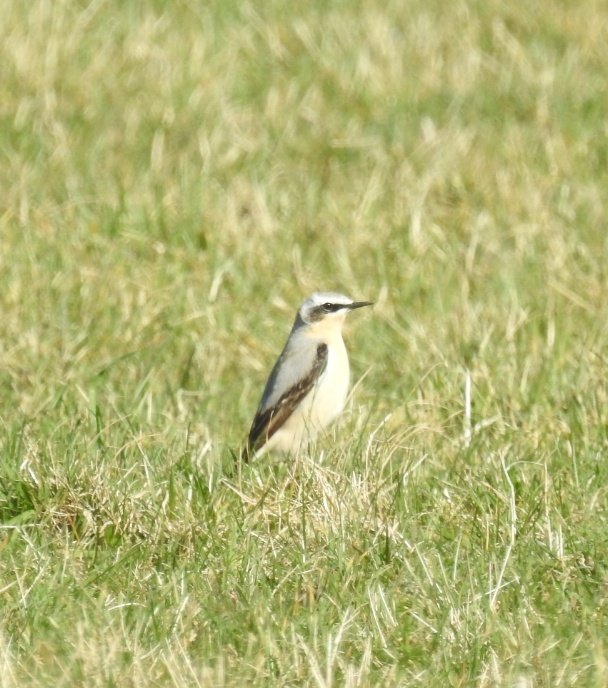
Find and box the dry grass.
[1,0,608,685]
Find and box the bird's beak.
[348,301,373,310]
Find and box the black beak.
[348,301,373,310]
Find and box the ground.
[1,1,608,685]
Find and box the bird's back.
[254,328,319,416]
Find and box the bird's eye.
[322,303,334,312]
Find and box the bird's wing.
[245,343,328,459]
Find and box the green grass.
[2,0,608,685]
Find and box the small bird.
[243,292,372,460]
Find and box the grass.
[1,0,608,685]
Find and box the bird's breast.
[309,337,350,426]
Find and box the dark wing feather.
[244,343,328,460]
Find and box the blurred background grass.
[1,0,608,685]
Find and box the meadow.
[1,0,608,685]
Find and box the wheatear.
[243,292,372,460]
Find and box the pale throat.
[302,315,347,344]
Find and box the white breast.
[262,335,350,454]
[308,336,350,428]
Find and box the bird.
[243,291,372,461]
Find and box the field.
[2,1,608,685]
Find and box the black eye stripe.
[320,302,343,313]
[306,301,348,321]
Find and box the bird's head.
[296,292,373,331]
